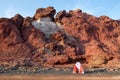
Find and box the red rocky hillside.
[0,6,120,69]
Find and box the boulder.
[12,14,24,30]
[33,6,56,21]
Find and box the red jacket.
[73,65,84,74]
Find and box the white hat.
[75,62,81,70]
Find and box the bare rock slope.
[0,6,120,69]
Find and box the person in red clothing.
[73,62,84,74]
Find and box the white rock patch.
[32,17,60,38]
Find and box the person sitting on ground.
[73,62,84,74]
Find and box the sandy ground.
[0,75,120,80]
[0,67,120,80]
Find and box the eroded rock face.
[0,18,31,66]
[47,55,72,65]
[56,9,120,68]
[0,6,120,69]
[12,14,24,30]
[33,6,56,21]
[22,17,45,49]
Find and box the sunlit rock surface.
[0,6,120,69]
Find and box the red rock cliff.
[0,6,120,69]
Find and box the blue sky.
[0,0,120,20]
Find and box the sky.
[0,0,120,20]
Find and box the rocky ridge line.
[0,6,120,69]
